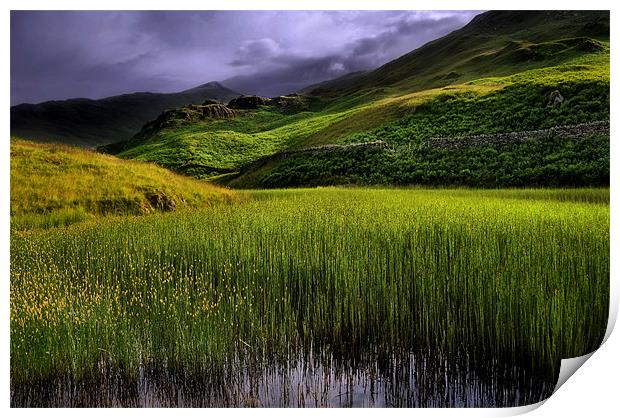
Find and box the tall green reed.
[10,188,609,383]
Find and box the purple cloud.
[11,10,480,105]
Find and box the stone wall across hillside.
[235,121,609,176]
[425,121,609,149]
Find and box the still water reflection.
[11,348,557,407]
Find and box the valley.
[9,10,611,408]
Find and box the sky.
[10,10,480,105]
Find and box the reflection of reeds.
[10,188,609,406]
[10,347,556,407]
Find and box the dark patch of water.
[11,349,557,407]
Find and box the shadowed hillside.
[10,82,240,148]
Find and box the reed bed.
[10,188,609,404]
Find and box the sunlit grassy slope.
[309,11,610,95]
[109,11,609,184]
[10,139,238,229]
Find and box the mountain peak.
[194,81,225,89]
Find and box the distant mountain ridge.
[10,82,240,148]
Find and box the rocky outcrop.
[268,94,309,110]
[227,95,271,109]
[202,99,222,105]
[425,121,609,149]
[128,93,312,142]
[135,104,237,138]
[577,37,604,52]
[547,90,564,107]
[146,191,176,212]
[198,104,237,119]
[225,94,311,111]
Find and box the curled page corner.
[548,299,617,398]
[548,270,619,398]
[505,300,617,415]
[495,352,599,417]
[494,399,546,416]
[602,297,618,345]
[553,352,595,394]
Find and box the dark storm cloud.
[350,14,464,57]
[229,38,282,66]
[11,10,480,105]
[224,55,350,97]
[223,12,478,97]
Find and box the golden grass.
[10,139,239,229]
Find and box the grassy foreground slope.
[107,11,609,186]
[10,139,238,229]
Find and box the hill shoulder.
[10,139,239,229]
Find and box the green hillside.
[10,82,240,148]
[311,10,609,96]
[10,139,239,230]
[104,11,609,187]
